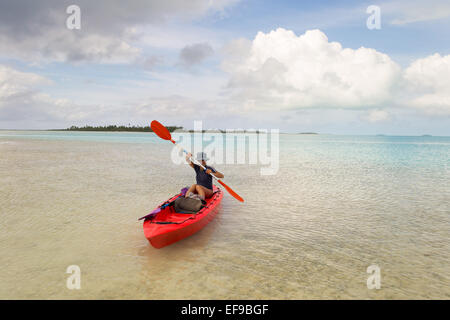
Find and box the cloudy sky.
[0,0,449,135]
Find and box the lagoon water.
[0,131,449,299]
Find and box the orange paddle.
[151,120,244,202]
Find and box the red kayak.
[143,186,223,248]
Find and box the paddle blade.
[151,120,172,141]
[138,208,161,221]
[217,180,244,202]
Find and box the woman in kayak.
[185,152,224,200]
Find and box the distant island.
[61,126,265,133]
[57,125,318,135]
[176,129,266,134]
[60,125,183,132]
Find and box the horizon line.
[0,128,448,137]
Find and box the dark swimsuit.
[193,164,216,190]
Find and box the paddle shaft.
[170,139,220,181]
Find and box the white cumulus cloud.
[0,65,50,99]
[403,53,450,115]
[0,64,96,127]
[223,28,401,110]
[222,28,450,117]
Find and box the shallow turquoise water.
[0,131,449,299]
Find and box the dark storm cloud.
[0,0,222,34]
[140,55,165,70]
[179,42,214,66]
[0,0,236,63]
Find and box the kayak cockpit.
[151,205,198,224]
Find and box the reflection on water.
[0,132,449,299]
